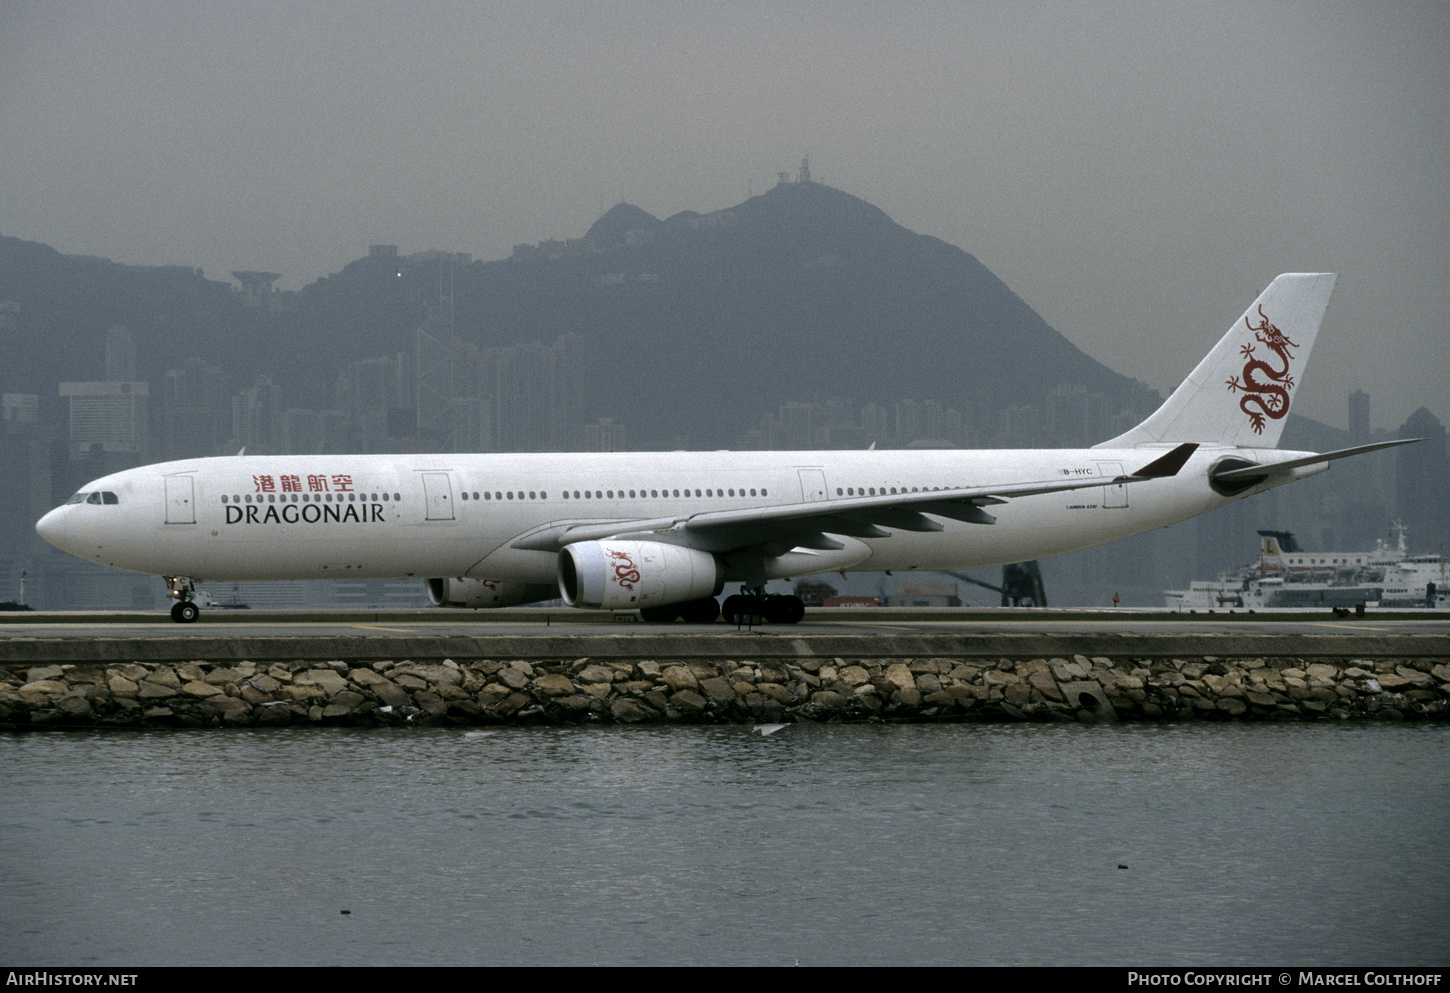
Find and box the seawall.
[2,631,1447,728]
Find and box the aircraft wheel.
[171,601,200,624]
[639,604,680,623]
[759,594,805,624]
[679,597,721,623]
[763,594,804,624]
[722,594,764,625]
[720,594,743,624]
[781,595,806,624]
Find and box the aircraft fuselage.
[35,445,1318,586]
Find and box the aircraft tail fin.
[1096,273,1337,450]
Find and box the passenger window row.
[836,485,947,496]
[75,482,950,510]
[223,492,401,504]
[458,487,770,502]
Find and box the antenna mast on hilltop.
[799,156,811,183]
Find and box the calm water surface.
[2,722,1446,966]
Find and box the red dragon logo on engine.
[1225,305,1297,434]
[607,549,640,590]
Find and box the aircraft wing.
[513,443,1198,556]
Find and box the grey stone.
[393,663,462,686]
[532,674,576,697]
[108,676,140,696]
[698,677,735,703]
[661,666,699,692]
[670,689,707,712]
[610,698,655,723]
[295,669,349,696]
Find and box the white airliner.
[36,273,1412,623]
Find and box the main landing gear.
[721,588,805,625]
[635,588,807,624]
[164,576,200,623]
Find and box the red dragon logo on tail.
[1225,305,1297,434]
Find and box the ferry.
[1163,525,1443,610]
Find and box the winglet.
[1131,442,1198,478]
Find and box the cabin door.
[164,474,196,525]
[797,468,827,502]
[421,472,455,521]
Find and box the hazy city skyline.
[2,0,1446,432]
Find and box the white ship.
[1164,525,1444,610]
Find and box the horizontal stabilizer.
[1211,438,1420,487]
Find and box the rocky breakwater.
[1,654,1447,729]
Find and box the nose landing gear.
[164,576,200,623]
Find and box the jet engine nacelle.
[425,577,556,608]
[558,540,724,609]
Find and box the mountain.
[0,234,266,396]
[450,180,1161,446]
[1,181,1161,449]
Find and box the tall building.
[2,394,39,434]
[1348,390,1370,442]
[1045,384,1088,447]
[0,394,51,565]
[157,358,230,459]
[999,404,1042,448]
[1083,392,1113,445]
[280,408,323,454]
[583,417,627,452]
[339,352,414,450]
[103,326,137,381]
[232,376,282,452]
[777,402,815,449]
[415,309,458,444]
[60,381,149,454]
[492,341,553,452]
[1396,407,1447,550]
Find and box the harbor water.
[2,721,1447,966]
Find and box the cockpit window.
[65,490,119,505]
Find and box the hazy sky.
[2,0,1446,431]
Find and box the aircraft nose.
[35,506,66,550]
